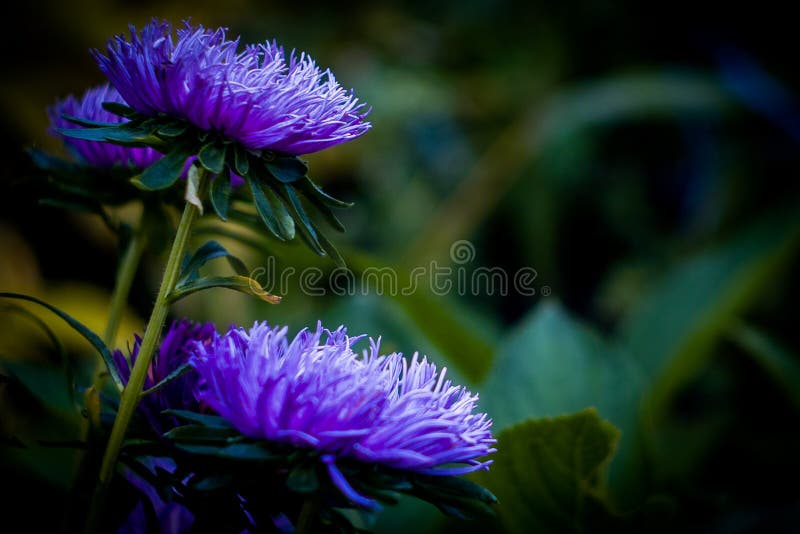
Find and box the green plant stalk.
[86,172,208,531]
[101,228,147,350]
[295,497,320,534]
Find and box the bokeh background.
[2,1,799,532]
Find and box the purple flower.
[48,83,161,169]
[190,322,495,506]
[114,319,217,434]
[119,457,194,534]
[93,20,371,155]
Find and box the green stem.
[102,223,147,350]
[295,497,320,534]
[86,172,208,532]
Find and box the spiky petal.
[93,20,371,155]
[190,322,495,505]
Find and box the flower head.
[48,83,160,169]
[114,319,217,434]
[190,322,495,505]
[93,20,371,155]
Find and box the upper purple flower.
[114,319,217,434]
[48,83,161,169]
[190,322,495,505]
[93,20,371,155]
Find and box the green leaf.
[287,464,320,493]
[480,301,645,506]
[233,145,250,176]
[729,323,800,410]
[482,301,644,431]
[299,176,354,208]
[0,359,75,415]
[169,275,282,305]
[162,410,233,429]
[174,441,280,461]
[198,142,227,174]
[56,125,160,147]
[163,424,239,442]
[140,363,193,398]
[620,210,800,416]
[60,114,118,128]
[178,241,248,285]
[210,169,233,221]
[157,122,188,138]
[474,409,621,534]
[248,175,288,240]
[134,140,195,190]
[266,156,308,183]
[0,292,122,390]
[101,101,137,118]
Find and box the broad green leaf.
[0,292,122,390]
[134,140,195,190]
[620,210,800,416]
[169,275,282,305]
[482,301,644,430]
[474,408,620,534]
[198,142,227,174]
[480,301,645,506]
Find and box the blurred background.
[1,1,799,532]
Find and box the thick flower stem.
[86,172,208,532]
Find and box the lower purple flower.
[48,83,161,169]
[190,322,496,505]
[114,319,217,434]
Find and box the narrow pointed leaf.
[266,156,308,183]
[233,145,250,176]
[162,410,233,429]
[169,275,282,304]
[140,363,193,398]
[0,292,122,390]
[263,184,295,239]
[248,176,286,240]
[178,241,248,284]
[157,122,188,137]
[101,101,137,118]
[210,169,233,221]
[300,176,354,208]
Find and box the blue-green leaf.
[266,156,308,183]
[134,140,195,190]
[210,169,233,221]
[198,142,227,174]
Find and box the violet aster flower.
[190,322,495,507]
[93,20,371,155]
[48,83,161,169]
[114,319,217,434]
